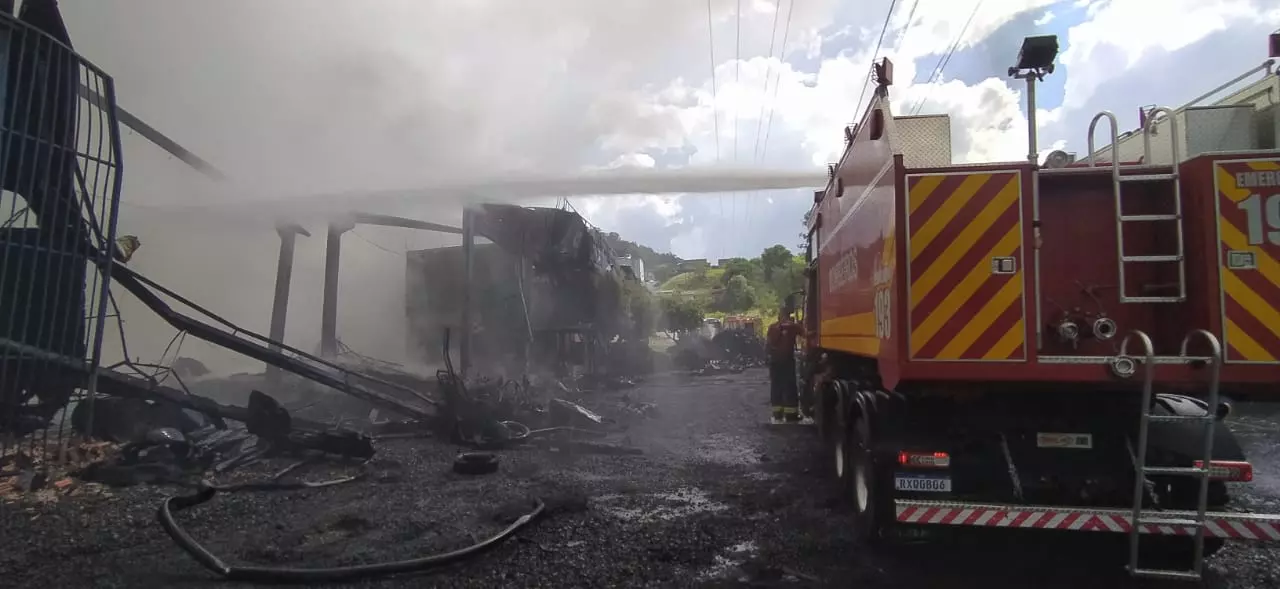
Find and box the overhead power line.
[744,0,787,237]
[850,0,900,126]
[895,0,923,54]
[758,0,797,161]
[706,0,721,162]
[707,0,726,256]
[730,0,744,256]
[752,0,786,161]
[910,0,984,116]
[734,0,742,164]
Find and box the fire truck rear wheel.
[843,404,889,545]
[819,383,839,473]
[832,416,850,486]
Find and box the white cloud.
[891,0,1059,59]
[639,0,1059,172]
[1058,0,1272,111]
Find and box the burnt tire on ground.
[453,452,500,475]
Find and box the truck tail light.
[1193,460,1254,482]
[898,451,951,469]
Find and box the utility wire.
[734,0,742,165]
[707,0,721,162]
[731,0,743,255]
[707,0,726,256]
[351,230,402,255]
[850,0,900,128]
[895,0,923,55]
[745,0,787,237]
[758,0,797,161]
[753,0,785,161]
[910,0,983,116]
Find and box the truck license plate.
[894,474,951,493]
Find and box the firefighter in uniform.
[766,306,805,424]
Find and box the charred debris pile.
[6,192,650,582]
[667,329,767,375]
[4,202,657,490]
[407,203,655,381]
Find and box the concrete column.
[460,207,475,376]
[266,223,309,383]
[320,218,355,358]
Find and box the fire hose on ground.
[156,454,547,584]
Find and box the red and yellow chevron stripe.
[1215,158,1280,364]
[906,171,1026,361]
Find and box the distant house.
[617,255,646,282]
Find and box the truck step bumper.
[895,500,1280,540]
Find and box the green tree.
[659,295,706,332]
[760,244,793,280]
[769,255,806,301]
[721,275,758,313]
[693,264,710,283]
[619,278,656,336]
[720,257,761,285]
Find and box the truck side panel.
[904,170,1028,362]
[815,102,899,386]
[1212,157,1280,364]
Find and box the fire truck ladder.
[1121,329,1223,581]
[1088,107,1186,303]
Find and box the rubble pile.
[667,328,766,375]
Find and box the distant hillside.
[659,268,725,293]
[600,231,683,283]
[652,244,806,329]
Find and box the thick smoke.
[54,1,835,375]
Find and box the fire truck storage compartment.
[1035,169,1194,357]
[1185,153,1280,365]
[902,167,1029,363]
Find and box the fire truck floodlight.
[1015,35,1060,71]
[1009,35,1060,165]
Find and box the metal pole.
[460,208,474,376]
[320,219,353,358]
[267,223,309,381]
[1025,72,1044,350]
[82,75,130,449]
[1025,74,1039,165]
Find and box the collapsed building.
[406,204,653,379]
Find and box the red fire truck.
[800,34,1280,581]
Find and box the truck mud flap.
[895,500,1280,541]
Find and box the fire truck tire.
[816,380,838,459]
[842,393,892,545]
[828,380,856,486]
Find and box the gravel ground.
[1,369,1278,588]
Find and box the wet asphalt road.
[1,369,1278,588]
